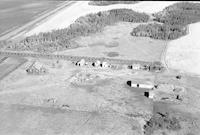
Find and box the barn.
[26,61,47,75]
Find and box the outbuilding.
[94,60,101,67]
[144,91,155,99]
[127,80,155,89]
[26,61,47,75]
[132,64,141,70]
[101,61,109,68]
[76,59,85,66]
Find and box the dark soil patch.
[105,41,119,48]
[88,41,107,47]
[105,52,119,57]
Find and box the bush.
[131,23,187,40]
[144,112,181,135]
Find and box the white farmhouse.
[94,60,101,67]
[101,61,109,68]
[77,59,85,66]
[132,64,141,70]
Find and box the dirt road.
[0,51,154,65]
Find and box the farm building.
[127,80,155,89]
[76,59,85,66]
[128,64,141,70]
[26,61,47,75]
[144,91,155,99]
[176,75,182,79]
[141,64,150,71]
[94,60,101,67]
[101,61,109,68]
[132,64,141,70]
[149,62,164,72]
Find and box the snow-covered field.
[166,22,200,75]
[26,1,178,36]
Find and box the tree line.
[153,2,200,26]
[6,9,149,53]
[131,2,200,40]
[131,23,187,40]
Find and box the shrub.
[144,112,181,135]
[131,23,187,40]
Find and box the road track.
[0,51,156,66]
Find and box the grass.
[56,22,167,62]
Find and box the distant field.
[0,0,64,36]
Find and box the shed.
[77,59,85,66]
[132,64,141,70]
[26,61,47,75]
[94,60,101,67]
[127,80,155,89]
[176,75,181,79]
[101,61,109,68]
[144,91,155,99]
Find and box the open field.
[0,57,27,81]
[0,58,153,114]
[0,103,143,135]
[166,22,200,75]
[0,57,200,134]
[0,58,154,134]
[56,22,167,62]
[0,0,69,40]
[26,1,178,36]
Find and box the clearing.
[56,22,167,62]
[0,58,153,134]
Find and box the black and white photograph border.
[0,0,200,135]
